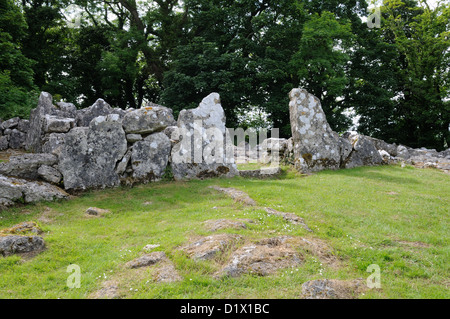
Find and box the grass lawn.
[0,164,448,299]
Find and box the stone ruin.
[0,89,449,209]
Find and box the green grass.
[0,164,448,299]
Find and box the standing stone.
[59,115,127,190]
[289,88,343,172]
[131,132,172,182]
[171,93,238,180]
[122,106,175,135]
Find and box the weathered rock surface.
[300,279,366,299]
[218,236,336,278]
[122,106,175,134]
[289,89,343,172]
[37,165,62,184]
[341,132,383,169]
[0,153,58,180]
[289,89,385,172]
[131,132,171,182]
[42,133,66,157]
[25,92,73,153]
[0,235,46,257]
[0,174,69,208]
[218,236,302,277]
[171,93,238,180]
[59,115,127,190]
[44,115,75,133]
[75,99,113,127]
[125,251,167,269]
[0,221,42,236]
[238,167,282,179]
[208,186,257,206]
[180,234,242,261]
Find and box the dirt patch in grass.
[204,219,256,232]
[396,240,431,249]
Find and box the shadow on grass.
[318,166,422,185]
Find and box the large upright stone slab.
[59,115,127,190]
[170,93,238,180]
[289,88,343,172]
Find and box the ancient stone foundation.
[0,89,448,209]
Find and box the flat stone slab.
[208,186,257,206]
[300,279,367,299]
[125,251,167,269]
[179,234,243,261]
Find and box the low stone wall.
[0,117,30,150]
[0,89,448,209]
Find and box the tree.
[353,0,450,150]
[289,11,354,133]
[0,0,37,119]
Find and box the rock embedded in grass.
[208,186,257,206]
[0,235,46,257]
[218,236,302,278]
[125,251,167,269]
[85,207,111,217]
[0,221,42,236]
[204,219,249,232]
[180,234,243,261]
[300,279,367,299]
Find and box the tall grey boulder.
[289,88,344,172]
[170,93,238,180]
[59,114,127,190]
[289,88,383,173]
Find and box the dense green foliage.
[0,0,448,149]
